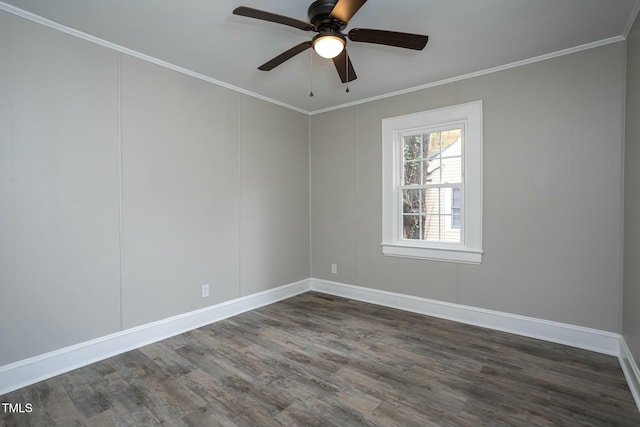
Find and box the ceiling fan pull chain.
[345,52,350,93]
[309,49,314,97]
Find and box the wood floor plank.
[2,291,639,426]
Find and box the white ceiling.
[1,0,639,113]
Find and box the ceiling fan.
[233,0,429,84]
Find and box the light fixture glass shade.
[313,35,345,59]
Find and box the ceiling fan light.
[313,35,345,59]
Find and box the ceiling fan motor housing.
[308,0,347,31]
[312,31,346,44]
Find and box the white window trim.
[381,101,483,264]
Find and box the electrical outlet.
[202,284,210,298]
[331,264,337,274]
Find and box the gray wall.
[311,43,626,332]
[0,5,633,368]
[624,15,640,362]
[0,11,309,365]
[239,96,310,297]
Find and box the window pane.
[441,156,462,183]
[402,214,421,239]
[403,135,421,161]
[441,215,461,243]
[402,189,421,213]
[423,188,440,241]
[422,160,434,183]
[441,187,451,215]
[452,188,461,228]
[421,214,435,241]
[425,132,441,159]
[441,129,462,150]
[425,158,442,184]
[404,161,421,184]
[441,130,462,184]
[423,188,440,216]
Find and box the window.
[382,101,483,264]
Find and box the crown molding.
[0,1,631,116]
[309,36,625,115]
[623,0,640,38]
[0,1,310,115]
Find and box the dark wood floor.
[2,291,639,426]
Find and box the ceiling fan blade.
[332,49,357,83]
[233,6,315,31]
[348,28,429,50]
[258,41,313,71]
[329,0,367,23]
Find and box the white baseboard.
[620,337,640,410]
[310,278,622,356]
[3,276,638,415]
[0,279,309,396]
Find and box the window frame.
[381,101,483,264]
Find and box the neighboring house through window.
[451,187,461,229]
[382,101,483,264]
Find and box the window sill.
[381,244,483,264]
